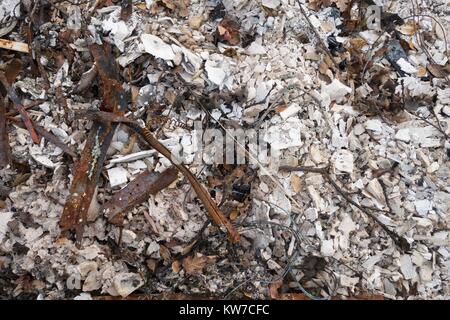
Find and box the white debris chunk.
[395,128,411,142]
[73,293,93,300]
[362,255,382,269]
[262,0,280,9]
[205,61,227,86]
[141,34,175,60]
[0,212,14,243]
[320,239,335,257]
[338,213,356,234]
[332,149,354,174]
[264,118,303,150]
[365,119,383,133]
[410,126,441,148]
[246,41,267,55]
[321,79,352,102]
[415,199,432,216]
[397,58,417,74]
[279,103,301,120]
[30,154,57,169]
[107,167,128,187]
[146,241,160,256]
[399,255,417,280]
[82,271,101,292]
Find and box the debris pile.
[0,0,449,300]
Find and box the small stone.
[310,145,324,164]
[78,245,101,260]
[78,261,98,277]
[121,229,137,244]
[397,58,418,74]
[353,124,365,136]
[73,293,92,300]
[304,208,318,221]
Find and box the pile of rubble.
[0,0,449,299]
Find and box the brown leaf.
[157,0,190,17]
[172,260,182,273]
[269,280,283,299]
[159,244,172,263]
[218,16,241,46]
[146,259,157,273]
[120,0,133,21]
[427,64,449,79]
[278,293,310,300]
[182,253,216,275]
[396,21,418,36]
[307,0,332,11]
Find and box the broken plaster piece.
[107,166,128,188]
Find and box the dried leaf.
[278,293,310,300]
[72,64,98,94]
[146,259,157,273]
[120,0,133,21]
[218,16,241,46]
[159,244,172,263]
[157,0,190,17]
[291,174,302,193]
[396,21,418,36]
[427,64,449,78]
[269,280,283,299]
[172,260,181,273]
[182,253,216,275]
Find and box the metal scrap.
[102,166,179,225]
[60,44,128,244]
